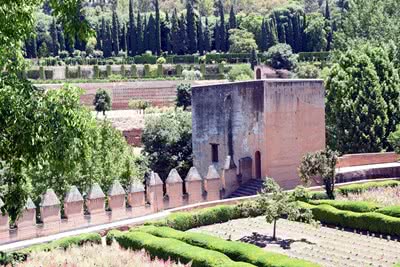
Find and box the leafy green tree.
[265,44,297,70]
[304,13,327,52]
[176,83,192,110]
[298,149,338,199]
[142,109,192,180]
[325,47,390,153]
[228,29,257,53]
[258,178,314,240]
[93,89,112,116]
[389,126,400,154]
[227,64,253,81]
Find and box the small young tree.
[176,83,192,111]
[259,178,314,240]
[93,89,112,116]
[298,149,338,199]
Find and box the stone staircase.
[228,179,265,198]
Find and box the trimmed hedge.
[148,205,242,231]
[337,180,400,196]
[308,200,381,212]
[112,230,255,267]
[136,226,321,267]
[302,202,400,236]
[376,206,400,218]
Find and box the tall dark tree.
[197,17,204,55]
[250,48,258,70]
[161,13,171,53]
[136,12,144,54]
[325,0,333,51]
[95,23,102,51]
[214,23,220,51]
[128,0,136,56]
[204,17,211,52]
[170,9,180,54]
[121,23,128,52]
[178,13,188,54]
[217,0,226,52]
[260,18,268,52]
[143,15,149,52]
[186,0,197,54]
[58,27,65,51]
[147,14,157,53]
[25,36,37,58]
[103,21,113,57]
[49,18,60,56]
[154,0,161,55]
[111,9,120,55]
[228,6,236,29]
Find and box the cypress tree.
[170,10,180,55]
[250,48,258,70]
[161,13,170,53]
[260,18,267,52]
[186,0,197,54]
[95,23,102,51]
[128,0,136,56]
[197,17,204,55]
[325,0,333,51]
[103,22,113,57]
[100,17,106,52]
[229,6,236,29]
[178,13,188,55]
[147,14,156,53]
[136,12,144,54]
[217,0,226,52]
[121,23,128,52]
[58,27,65,51]
[155,0,161,55]
[143,15,149,52]
[204,17,211,52]
[214,23,220,52]
[112,9,120,55]
[49,19,60,56]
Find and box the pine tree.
[136,12,144,54]
[186,0,197,54]
[204,17,211,52]
[128,0,136,56]
[49,19,60,56]
[170,9,180,54]
[217,0,226,52]
[112,9,120,55]
[155,0,161,55]
[103,21,113,57]
[197,17,204,55]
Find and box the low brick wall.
[337,152,399,168]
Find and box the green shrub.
[308,200,381,212]
[128,99,151,110]
[120,65,126,76]
[93,65,100,79]
[376,206,400,218]
[144,64,151,77]
[106,229,123,245]
[114,231,255,267]
[44,70,53,80]
[200,64,206,76]
[39,66,45,80]
[227,64,253,81]
[77,66,81,79]
[131,64,137,78]
[176,65,183,76]
[156,57,166,64]
[157,64,163,77]
[106,65,112,77]
[309,191,329,200]
[136,226,321,267]
[337,180,400,195]
[148,205,241,231]
[65,66,69,79]
[19,233,102,254]
[305,203,400,236]
[218,63,224,74]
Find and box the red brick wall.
[337,152,399,168]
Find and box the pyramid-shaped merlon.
[206,165,220,180]
[166,169,183,184]
[185,167,202,181]
[40,189,61,207]
[87,183,105,200]
[108,180,125,196]
[149,171,163,186]
[64,186,84,203]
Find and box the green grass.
[135,225,321,267]
[110,230,255,267]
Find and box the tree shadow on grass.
[238,232,316,250]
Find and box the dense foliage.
[93,88,112,115]
[141,109,192,180]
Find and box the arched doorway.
[256,68,262,80]
[255,151,261,179]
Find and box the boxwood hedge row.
[308,200,381,213]
[111,230,255,267]
[376,206,400,218]
[135,226,321,267]
[301,202,400,236]
[337,180,400,196]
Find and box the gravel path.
[190,217,400,267]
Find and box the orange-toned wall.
[337,152,399,168]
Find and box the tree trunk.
[272,219,277,240]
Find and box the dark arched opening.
[255,151,261,179]
[256,68,262,80]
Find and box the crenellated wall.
[0,164,233,245]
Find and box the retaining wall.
[337,152,399,168]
